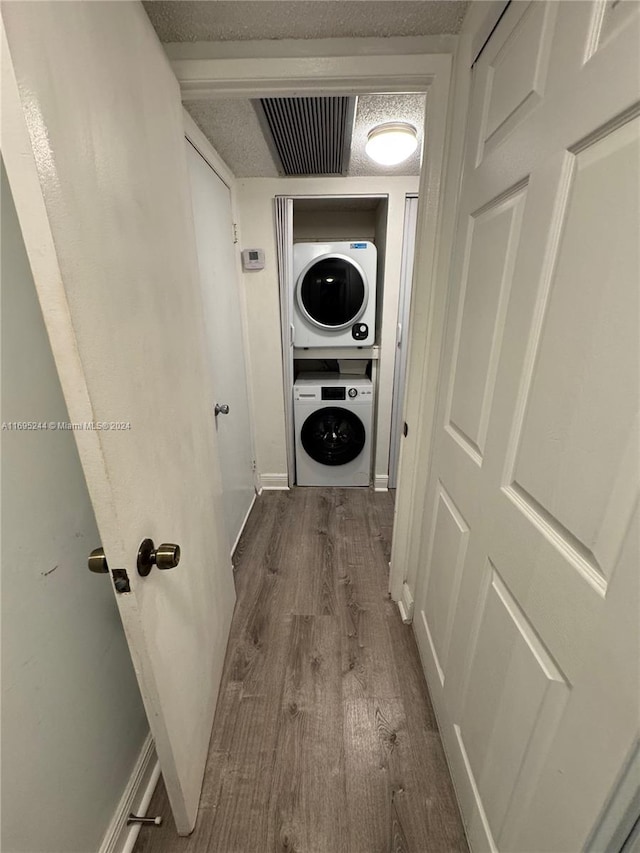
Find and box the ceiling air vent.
[258,97,355,176]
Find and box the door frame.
[275,190,395,491]
[388,193,419,490]
[388,1,511,612]
[167,39,453,502]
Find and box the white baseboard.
[259,473,289,491]
[99,732,160,853]
[231,492,256,558]
[374,474,389,492]
[397,582,415,624]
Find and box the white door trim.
[165,36,455,99]
[389,12,483,603]
[274,195,295,487]
[388,194,419,491]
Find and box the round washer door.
[297,254,368,330]
[301,407,366,466]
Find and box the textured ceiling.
[150,1,440,177]
[350,93,425,177]
[183,93,425,177]
[184,99,279,176]
[144,1,469,43]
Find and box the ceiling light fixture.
[365,122,418,166]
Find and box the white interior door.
[186,140,255,552]
[412,2,640,851]
[1,3,236,835]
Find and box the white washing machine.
[294,374,374,486]
[292,241,377,347]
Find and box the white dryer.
[294,373,373,487]
[292,241,377,347]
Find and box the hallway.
[134,488,468,853]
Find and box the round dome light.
[365,122,418,166]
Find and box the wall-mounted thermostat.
[241,249,265,271]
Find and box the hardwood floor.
[134,488,468,853]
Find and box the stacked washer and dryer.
[292,241,377,487]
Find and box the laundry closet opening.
[276,181,420,492]
[205,89,427,497]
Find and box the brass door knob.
[137,539,181,577]
[88,547,109,574]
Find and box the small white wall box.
[241,249,265,271]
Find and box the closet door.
[186,140,255,551]
[411,3,640,850]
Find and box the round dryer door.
[297,255,367,330]
[301,407,366,466]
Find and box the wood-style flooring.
[134,488,468,853]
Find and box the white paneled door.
[1,3,236,835]
[186,141,255,552]
[412,2,640,851]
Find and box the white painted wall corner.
[99,733,160,853]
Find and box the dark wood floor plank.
[197,682,241,810]
[207,683,290,850]
[383,596,439,733]
[335,490,402,702]
[267,615,347,852]
[394,731,469,853]
[292,489,338,616]
[343,698,399,853]
[228,495,299,694]
[134,487,468,853]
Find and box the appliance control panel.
[321,386,346,401]
[351,323,369,341]
[294,375,373,403]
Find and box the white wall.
[293,209,377,242]
[236,175,419,486]
[1,162,149,853]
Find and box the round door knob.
[137,538,181,576]
[215,403,230,416]
[88,547,109,574]
[155,543,181,570]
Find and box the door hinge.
[403,421,409,438]
[251,458,257,472]
[232,222,239,244]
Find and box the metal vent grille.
[259,97,354,176]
